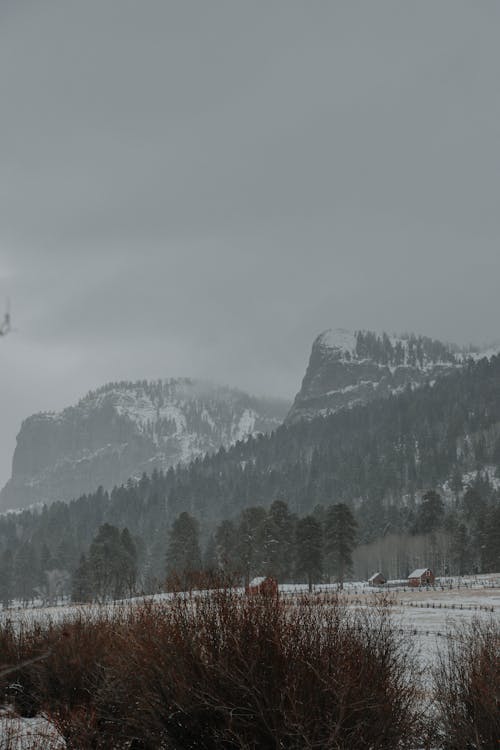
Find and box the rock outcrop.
[286,328,463,423]
[1,379,289,511]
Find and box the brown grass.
[433,618,500,750]
[0,591,425,748]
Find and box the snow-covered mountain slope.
[286,328,497,424]
[0,379,289,511]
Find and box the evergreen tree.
[40,542,54,573]
[482,504,500,572]
[13,542,37,606]
[462,487,488,571]
[72,554,92,602]
[413,490,444,535]
[462,486,484,521]
[324,503,357,587]
[263,500,296,581]
[120,528,137,595]
[236,506,267,589]
[449,465,463,502]
[451,522,470,576]
[165,512,201,589]
[295,515,323,592]
[202,534,218,576]
[88,523,132,601]
[214,519,238,574]
[0,549,13,608]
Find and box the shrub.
[433,618,500,749]
[105,591,422,748]
[0,592,423,748]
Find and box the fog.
[1,1,500,486]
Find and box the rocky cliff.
[286,328,465,423]
[1,379,289,511]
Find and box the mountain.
[2,352,500,598]
[0,379,289,511]
[286,328,470,423]
[159,353,500,528]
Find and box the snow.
[325,381,375,397]
[4,380,286,510]
[0,711,64,749]
[317,328,470,371]
[233,409,256,442]
[457,343,500,362]
[408,568,431,578]
[248,576,266,587]
[440,465,500,499]
[317,328,357,355]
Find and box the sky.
[1,1,500,487]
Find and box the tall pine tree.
[165,512,202,589]
[324,503,357,588]
[295,515,323,592]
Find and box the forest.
[1,355,500,603]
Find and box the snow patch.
[233,409,256,442]
[0,711,64,749]
[317,328,357,355]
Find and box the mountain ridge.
[286,327,497,423]
[1,378,289,512]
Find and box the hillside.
[0,379,289,511]
[161,354,500,534]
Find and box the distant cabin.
[368,572,386,587]
[408,568,435,587]
[246,576,278,596]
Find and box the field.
[0,574,498,748]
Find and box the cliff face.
[1,379,289,511]
[286,328,462,423]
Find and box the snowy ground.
[0,709,64,749]
[390,586,499,669]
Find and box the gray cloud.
[1,1,500,485]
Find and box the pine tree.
[295,515,323,592]
[72,554,92,602]
[0,549,13,608]
[14,542,37,606]
[263,500,296,582]
[450,465,463,502]
[413,490,445,535]
[214,519,238,574]
[202,534,218,577]
[120,528,137,596]
[236,507,267,589]
[324,503,357,587]
[451,522,470,576]
[165,512,202,589]
[88,523,130,601]
[482,504,500,572]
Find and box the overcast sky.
[1,1,500,487]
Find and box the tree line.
[164,500,356,594]
[0,476,498,606]
[66,501,356,601]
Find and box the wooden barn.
[408,568,435,587]
[368,572,386,587]
[246,576,278,596]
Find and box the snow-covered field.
[390,585,499,669]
